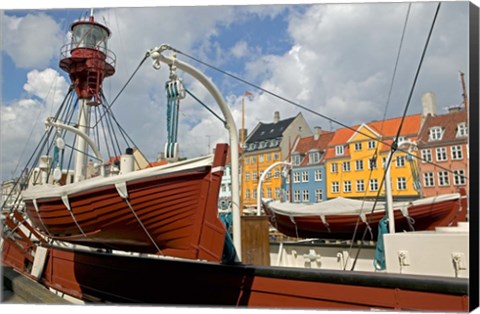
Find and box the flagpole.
[240,95,245,215]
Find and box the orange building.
[241,112,312,209]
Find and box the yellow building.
[241,112,312,209]
[324,115,422,200]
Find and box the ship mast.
[59,12,116,182]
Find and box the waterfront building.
[324,114,422,200]
[416,106,468,197]
[289,127,335,203]
[241,111,312,208]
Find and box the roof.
[246,117,295,143]
[417,109,467,146]
[244,115,296,152]
[324,114,422,159]
[292,131,335,166]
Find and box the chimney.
[421,92,437,118]
[314,126,322,140]
[273,111,280,124]
[447,105,462,113]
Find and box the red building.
[417,106,468,197]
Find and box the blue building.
[288,128,334,203]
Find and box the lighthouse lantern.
[59,16,116,105]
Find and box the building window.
[335,145,344,156]
[253,189,257,200]
[429,126,443,141]
[331,163,338,173]
[344,181,352,193]
[293,172,300,183]
[438,171,450,186]
[267,153,272,162]
[245,172,250,181]
[368,157,378,170]
[245,157,249,164]
[253,172,258,181]
[369,179,379,191]
[355,160,363,171]
[292,154,301,166]
[275,188,281,198]
[368,141,376,149]
[286,190,290,202]
[294,190,301,202]
[274,152,280,160]
[314,169,322,181]
[309,151,320,164]
[354,142,362,151]
[274,168,280,178]
[451,145,463,160]
[436,147,447,162]
[423,172,435,187]
[301,171,309,182]
[421,149,432,163]
[332,181,339,193]
[259,154,264,162]
[342,161,351,172]
[315,189,323,202]
[267,188,272,198]
[302,190,310,202]
[396,156,405,167]
[456,123,468,137]
[252,156,257,163]
[397,177,407,190]
[453,170,466,186]
[356,180,365,192]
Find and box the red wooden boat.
[262,188,467,240]
[20,144,228,261]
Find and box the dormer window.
[456,123,468,137]
[335,145,344,156]
[292,154,301,166]
[429,126,443,141]
[309,151,320,164]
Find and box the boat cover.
[263,193,461,217]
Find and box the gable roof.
[292,131,335,166]
[245,116,296,144]
[324,114,422,159]
[417,109,467,146]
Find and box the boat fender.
[320,215,331,233]
[373,216,388,270]
[115,182,129,199]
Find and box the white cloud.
[231,41,249,59]
[2,12,63,68]
[0,3,469,181]
[23,68,68,105]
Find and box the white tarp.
[263,192,460,217]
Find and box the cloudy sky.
[0,0,471,181]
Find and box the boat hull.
[0,243,469,311]
[263,189,467,240]
[22,144,229,262]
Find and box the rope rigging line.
[350,2,443,271]
[100,92,150,168]
[185,89,226,125]
[163,33,466,181]
[377,2,411,155]
[92,52,150,128]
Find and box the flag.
[244,91,254,100]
